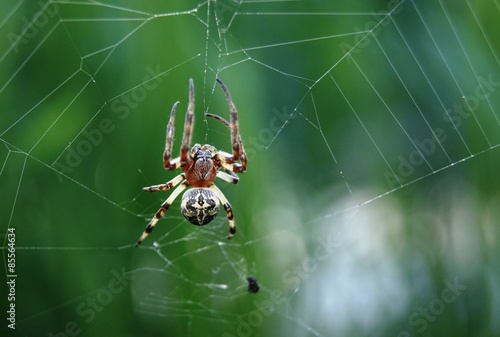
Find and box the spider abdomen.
[181,188,219,226]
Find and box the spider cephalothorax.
[184,144,219,186]
[135,78,247,246]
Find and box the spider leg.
[164,101,181,170]
[206,113,245,158]
[215,79,247,173]
[180,78,195,165]
[143,173,185,192]
[205,112,229,127]
[136,181,188,247]
[210,184,236,239]
[216,170,239,184]
[214,151,245,174]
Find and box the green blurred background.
[1,0,499,336]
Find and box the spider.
[135,78,247,247]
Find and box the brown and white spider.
[135,78,247,247]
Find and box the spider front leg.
[163,78,195,170]
[143,173,185,192]
[215,78,247,173]
[136,175,187,247]
[180,78,195,164]
[206,110,247,173]
[210,184,236,239]
[164,101,181,170]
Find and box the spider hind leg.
[135,181,188,247]
[210,184,236,239]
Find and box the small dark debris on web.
[247,276,259,294]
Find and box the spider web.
[1,0,500,336]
